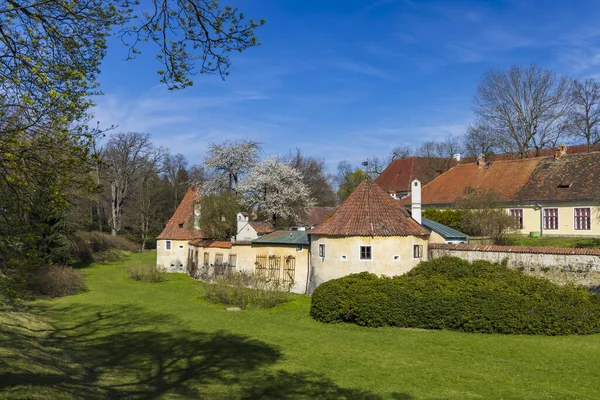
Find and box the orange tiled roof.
[375,157,455,194]
[157,187,206,240]
[249,221,275,234]
[415,158,541,206]
[309,179,429,237]
[410,151,600,206]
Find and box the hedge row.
[310,257,600,335]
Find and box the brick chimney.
[554,143,567,160]
[411,179,422,225]
[476,153,486,169]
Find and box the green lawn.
[505,235,600,248]
[2,252,600,399]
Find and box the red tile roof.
[249,221,275,234]
[409,151,600,206]
[309,179,429,237]
[308,207,337,226]
[375,157,456,194]
[413,158,541,206]
[516,152,600,202]
[157,187,206,240]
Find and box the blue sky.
[92,0,600,172]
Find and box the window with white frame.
[360,245,372,260]
[165,240,171,250]
[543,208,559,230]
[574,208,591,230]
[413,244,423,259]
[509,209,524,229]
[318,243,325,258]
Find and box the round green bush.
[310,257,600,335]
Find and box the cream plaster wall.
[507,202,600,236]
[428,231,447,244]
[156,239,190,272]
[189,243,310,294]
[308,235,429,293]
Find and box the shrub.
[70,231,139,262]
[28,266,86,298]
[310,257,600,335]
[204,271,291,309]
[127,260,163,283]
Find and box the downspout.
[305,234,312,295]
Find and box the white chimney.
[411,179,422,225]
[236,212,249,240]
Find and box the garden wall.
[428,243,600,288]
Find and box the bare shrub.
[128,260,163,283]
[70,231,139,262]
[204,270,291,309]
[29,266,86,298]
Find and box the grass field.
[2,251,600,399]
[505,235,600,248]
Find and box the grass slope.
[2,251,600,399]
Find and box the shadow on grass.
[1,304,410,399]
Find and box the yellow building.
[308,179,430,292]
[187,231,310,294]
[411,149,600,237]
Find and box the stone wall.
[428,243,600,287]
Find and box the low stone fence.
[428,243,600,288]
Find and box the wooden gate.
[268,255,281,281]
[283,256,295,285]
[255,255,267,277]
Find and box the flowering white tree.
[204,139,262,192]
[237,157,315,225]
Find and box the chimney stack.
[554,143,567,160]
[476,153,486,169]
[411,179,422,225]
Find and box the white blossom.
[237,156,315,224]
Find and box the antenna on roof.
[453,153,461,163]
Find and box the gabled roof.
[416,158,541,206]
[157,187,206,240]
[421,217,468,241]
[375,157,454,194]
[252,230,309,245]
[309,179,429,237]
[249,221,275,234]
[308,207,337,226]
[412,151,600,206]
[516,152,600,202]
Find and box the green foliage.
[337,168,368,203]
[28,266,86,298]
[198,192,241,240]
[127,260,163,283]
[422,208,465,232]
[204,271,291,309]
[311,257,600,335]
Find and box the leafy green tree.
[422,208,465,232]
[0,0,263,302]
[198,192,241,240]
[337,168,368,203]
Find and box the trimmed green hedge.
[310,257,600,335]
